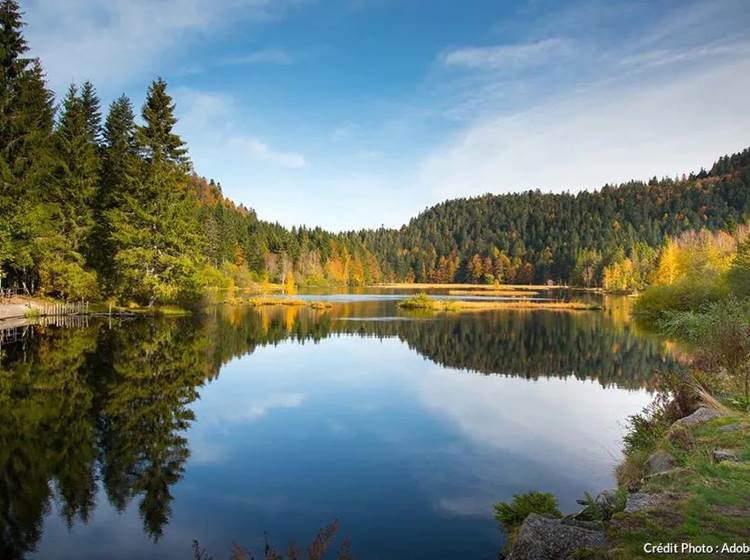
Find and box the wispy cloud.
[418,56,750,202]
[231,137,307,168]
[23,0,302,93]
[416,0,750,209]
[176,88,308,170]
[440,38,570,71]
[222,48,293,66]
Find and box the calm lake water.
[0,295,680,559]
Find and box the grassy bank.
[609,407,750,558]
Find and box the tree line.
[2,0,750,303]
[361,148,750,287]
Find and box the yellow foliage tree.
[284,271,296,295]
[654,239,679,285]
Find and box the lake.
[0,295,680,559]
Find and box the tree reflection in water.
[0,302,679,558]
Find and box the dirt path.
[0,297,44,321]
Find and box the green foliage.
[727,238,750,299]
[634,277,728,322]
[660,300,750,402]
[494,491,561,529]
[398,292,435,309]
[362,152,750,285]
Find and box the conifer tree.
[0,1,55,291]
[93,95,140,285]
[38,83,100,298]
[79,80,102,146]
[107,78,203,305]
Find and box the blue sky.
[22,0,750,230]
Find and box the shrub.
[660,299,750,403]
[634,276,727,323]
[398,293,435,310]
[494,491,561,529]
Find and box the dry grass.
[398,293,600,312]
[438,300,602,311]
[246,297,332,309]
[447,289,541,297]
[248,297,307,307]
[378,282,564,290]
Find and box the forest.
[2,0,749,304]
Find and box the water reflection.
[0,301,678,559]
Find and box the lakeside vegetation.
[493,219,750,558]
[3,1,750,306]
[398,292,601,312]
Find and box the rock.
[719,422,748,433]
[508,514,606,560]
[713,449,739,463]
[646,450,677,475]
[672,407,721,429]
[595,490,619,510]
[624,492,662,513]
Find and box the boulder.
[646,450,677,475]
[718,422,748,433]
[713,449,739,463]
[507,514,606,560]
[624,492,663,513]
[672,407,721,429]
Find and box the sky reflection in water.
[0,299,678,560]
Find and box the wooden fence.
[37,300,90,317]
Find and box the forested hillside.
[361,149,750,287]
[1,0,749,303]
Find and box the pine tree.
[91,94,141,286]
[101,95,139,209]
[0,1,56,291]
[107,78,203,305]
[79,80,102,146]
[138,77,189,167]
[36,83,100,299]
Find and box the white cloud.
[418,52,750,202]
[22,0,301,93]
[441,38,571,70]
[176,88,308,170]
[230,136,307,169]
[234,392,305,421]
[222,48,293,65]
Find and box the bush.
[38,257,99,300]
[398,292,435,309]
[494,491,561,529]
[634,276,727,323]
[660,299,750,403]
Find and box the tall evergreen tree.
[26,82,100,299]
[93,95,140,286]
[138,77,188,167]
[79,80,101,147]
[107,79,202,305]
[0,1,55,291]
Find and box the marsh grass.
[399,293,600,312]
